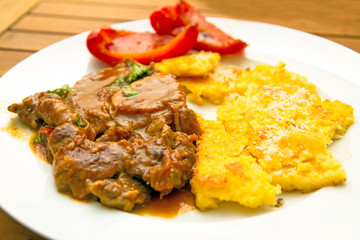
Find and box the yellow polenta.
[153,51,220,77]
[155,53,354,210]
[217,85,352,193]
[190,119,281,210]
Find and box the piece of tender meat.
[111,74,185,114]
[53,124,196,199]
[177,106,201,136]
[8,92,46,128]
[54,138,126,199]
[123,125,198,196]
[87,173,151,212]
[95,125,143,143]
[65,61,133,135]
[37,93,79,127]
[8,92,81,129]
[110,74,201,138]
[46,123,91,159]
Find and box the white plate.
[0,18,360,240]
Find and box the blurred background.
[0,0,359,239]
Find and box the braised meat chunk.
[53,124,196,199]
[8,60,200,212]
[88,173,151,212]
[8,92,46,129]
[110,73,201,138]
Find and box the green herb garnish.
[105,74,126,88]
[48,84,75,98]
[122,85,140,97]
[105,60,151,88]
[126,60,152,84]
[75,113,87,127]
[33,134,43,144]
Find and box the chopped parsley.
[75,113,87,127]
[122,85,140,97]
[33,133,43,144]
[48,84,75,98]
[105,74,126,88]
[105,60,151,88]
[126,60,152,84]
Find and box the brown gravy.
[134,185,195,218]
[0,119,31,141]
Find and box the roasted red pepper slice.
[150,5,183,35]
[38,125,54,135]
[86,24,198,64]
[150,0,247,55]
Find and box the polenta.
[155,52,354,210]
[190,119,281,210]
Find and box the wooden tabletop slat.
[0,0,41,34]
[0,31,70,51]
[50,0,175,8]
[0,0,360,239]
[324,36,360,54]
[12,15,118,34]
[32,1,154,21]
[0,210,46,240]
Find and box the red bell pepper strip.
[150,5,184,35]
[86,24,198,64]
[150,0,247,55]
[38,125,54,135]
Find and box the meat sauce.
[8,60,201,215]
[134,185,195,218]
[1,120,30,141]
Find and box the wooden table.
[0,0,359,239]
